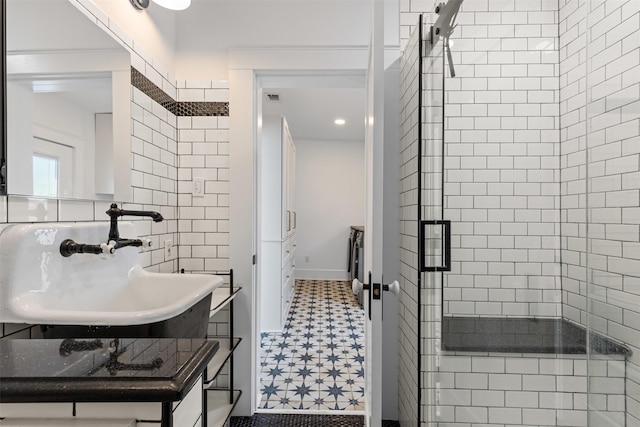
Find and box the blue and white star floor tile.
[259,279,365,413]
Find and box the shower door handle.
[421,220,451,272]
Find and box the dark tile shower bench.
[442,316,631,356]
[437,317,630,426]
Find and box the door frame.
[229,45,401,417]
[254,71,367,413]
[229,45,400,416]
[229,47,370,416]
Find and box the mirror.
[5,0,131,200]
[1,0,6,195]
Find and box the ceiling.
[262,87,365,142]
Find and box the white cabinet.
[261,116,297,331]
[0,378,203,427]
[172,377,203,427]
[284,128,296,236]
[261,226,297,332]
[262,115,297,240]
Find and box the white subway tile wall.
[129,81,179,276]
[399,17,422,427]
[436,354,625,427]
[175,82,231,378]
[559,0,640,425]
[399,0,640,425]
[434,0,563,318]
[176,82,230,275]
[7,196,59,223]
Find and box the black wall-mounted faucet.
[105,203,163,243]
[60,203,163,257]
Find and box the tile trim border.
[131,67,229,117]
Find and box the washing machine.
[348,228,357,277]
[349,228,364,307]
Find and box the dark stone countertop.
[0,338,218,403]
[442,317,631,356]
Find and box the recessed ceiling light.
[334,119,346,125]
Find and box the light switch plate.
[164,239,176,260]
[193,177,205,197]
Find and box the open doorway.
[255,82,367,414]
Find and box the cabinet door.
[281,118,291,238]
[281,259,294,326]
[289,139,296,231]
[172,377,203,427]
[279,117,296,238]
[262,115,285,240]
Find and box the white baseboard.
[295,269,349,281]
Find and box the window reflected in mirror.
[32,153,59,198]
[32,138,75,198]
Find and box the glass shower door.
[585,0,640,425]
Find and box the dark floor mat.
[230,414,400,427]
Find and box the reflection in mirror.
[6,0,131,200]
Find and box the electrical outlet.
[164,239,175,260]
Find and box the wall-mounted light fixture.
[130,0,191,11]
[130,0,149,9]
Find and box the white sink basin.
[0,222,222,326]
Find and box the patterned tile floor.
[259,279,365,412]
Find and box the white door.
[359,0,386,425]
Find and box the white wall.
[7,0,123,52]
[442,0,562,318]
[173,0,400,81]
[174,0,370,81]
[93,0,177,78]
[294,138,365,280]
